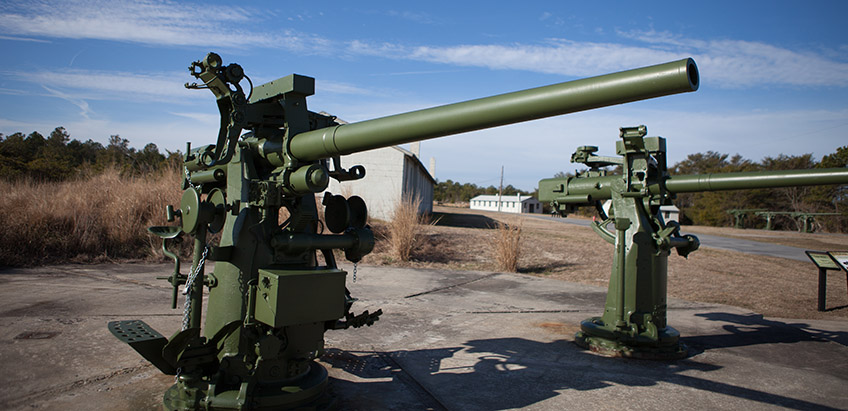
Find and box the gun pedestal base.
[575,317,687,360]
[164,362,335,410]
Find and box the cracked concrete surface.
[1,263,846,410]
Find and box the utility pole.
[498,165,504,212]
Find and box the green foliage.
[0,127,179,182]
[672,148,848,232]
[434,179,531,203]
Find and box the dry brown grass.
[358,206,848,321]
[0,166,184,266]
[386,195,427,262]
[492,219,522,272]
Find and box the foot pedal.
[108,320,176,375]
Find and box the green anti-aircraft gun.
[109,53,699,409]
[539,126,848,358]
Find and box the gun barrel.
[289,58,698,162]
[539,168,848,204]
[665,168,848,193]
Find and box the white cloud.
[169,112,219,125]
[0,0,321,49]
[316,80,383,96]
[8,69,202,103]
[41,85,93,118]
[349,33,848,89]
[0,34,50,43]
[624,30,848,88]
[4,1,847,90]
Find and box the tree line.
[3,127,845,232]
[434,179,532,203]
[0,127,179,181]
[670,149,847,231]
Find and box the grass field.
[362,205,848,321]
[2,171,846,321]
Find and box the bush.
[492,219,522,272]
[388,195,426,262]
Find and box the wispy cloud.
[3,1,847,89]
[384,10,437,25]
[0,34,50,43]
[7,69,201,103]
[317,80,383,96]
[620,30,848,88]
[349,35,848,88]
[169,112,219,124]
[41,85,93,118]
[0,0,324,50]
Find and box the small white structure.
[322,145,434,221]
[660,205,680,223]
[604,200,680,223]
[469,194,542,214]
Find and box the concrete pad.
[1,263,847,410]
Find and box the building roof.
[470,194,537,202]
[392,146,436,184]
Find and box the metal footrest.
[108,319,176,375]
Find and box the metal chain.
[352,262,358,283]
[182,245,209,331]
[184,166,200,190]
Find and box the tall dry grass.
[387,195,427,262]
[492,219,522,272]
[0,166,184,266]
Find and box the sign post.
[806,251,847,311]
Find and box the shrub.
[388,195,426,262]
[492,219,522,272]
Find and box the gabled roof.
[392,146,436,184]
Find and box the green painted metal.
[540,169,848,203]
[290,58,699,162]
[753,210,842,232]
[110,54,700,409]
[726,209,768,229]
[665,169,848,192]
[538,126,848,358]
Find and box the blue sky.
[1,1,847,191]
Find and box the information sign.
[806,251,840,270]
[828,251,848,273]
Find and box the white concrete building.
[469,194,542,214]
[660,205,680,223]
[322,145,435,221]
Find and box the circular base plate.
[164,362,336,410]
[575,319,688,360]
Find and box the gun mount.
[109,54,699,409]
[753,210,842,232]
[538,126,848,358]
[726,209,768,229]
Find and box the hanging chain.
[352,262,358,283]
[176,166,202,383]
[182,245,209,331]
[184,166,200,190]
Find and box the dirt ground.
[359,205,848,321]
